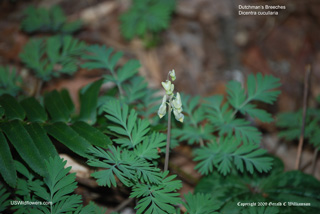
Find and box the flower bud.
[169,69,176,81]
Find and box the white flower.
[158,95,167,118]
[173,108,184,123]
[169,69,176,81]
[161,80,174,95]
[172,92,182,110]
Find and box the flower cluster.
[158,70,184,122]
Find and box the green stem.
[164,100,172,172]
[110,69,124,98]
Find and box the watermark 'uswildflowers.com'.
[10,200,52,206]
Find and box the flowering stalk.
[158,70,184,171]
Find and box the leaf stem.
[110,68,124,98]
[295,65,311,170]
[164,99,172,172]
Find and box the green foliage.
[87,101,180,213]
[277,103,320,150]
[130,171,182,214]
[193,137,273,176]
[172,74,280,176]
[78,79,104,124]
[9,157,104,214]
[0,81,111,187]
[209,73,280,143]
[81,45,140,95]
[195,157,320,214]
[104,100,150,148]
[227,73,281,117]
[241,207,279,214]
[120,0,176,40]
[0,66,22,96]
[20,35,86,81]
[0,183,10,212]
[0,132,16,187]
[81,45,161,121]
[21,6,82,34]
[172,94,211,145]
[133,132,166,160]
[183,193,220,214]
[88,146,162,187]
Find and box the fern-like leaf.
[134,132,166,160]
[241,206,280,214]
[194,137,272,175]
[19,38,51,80]
[21,6,82,34]
[183,193,220,214]
[205,96,262,144]
[277,109,320,150]
[172,94,211,145]
[123,76,148,104]
[20,36,85,81]
[0,183,10,212]
[81,45,123,71]
[87,146,162,187]
[219,118,262,145]
[81,45,140,89]
[227,73,280,122]
[104,101,150,148]
[29,156,80,213]
[130,171,182,214]
[0,66,22,96]
[120,0,176,40]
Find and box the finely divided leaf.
[104,101,150,148]
[247,73,281,104]
[0,183,10,212]
[88,146,161,187]
[227,73,280,122]
[81,45,123,71]
[194,138,272,175]
[134,132,166,160]
[30,156,82,213]
[130,171,182,214]
[0,66,22,96]
[183,193,220,214]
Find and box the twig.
[199,138,204,147]
[35,79,43,98]
[164,102,172,172]
[295,65,311,170]
[311,149,318,175]
[110,197,134,214]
